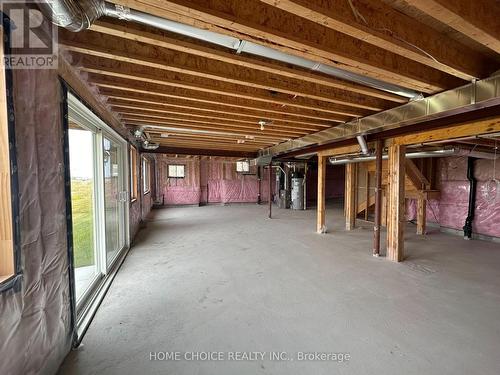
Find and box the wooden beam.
[317,144,362,158]
[386,144,406,262]
[261,0,493,80]
[90,74,351,122]
[317,155,327,233]
[393,116,500,146]
[345,163,357,230]
[417,198,427,235]
[59,30,389,113]
[404,0,500,54]
[112,0,464,92]
[104,93,337,128]
[92,19,407,103]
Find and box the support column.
[257,166,261,205]
[317,155,326,233]
[386,144,406,262]
[373,140,383,256]
[416,197,426,235]
[345,163,357,230]
[268,164,272,219]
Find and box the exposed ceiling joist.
[260,0,494,80]
[112,104,328,132]
[404,0,500,54]
[107,97,334,129]
[112,0,464,92]
[91,19,406,103]
[90,75,348,122]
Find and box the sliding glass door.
[69,123,101,303]
[68,92,129,313]
[103,135,126,267]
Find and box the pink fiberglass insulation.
[0,68,72,375]
[158,156,273,205]
[406,157,500,237]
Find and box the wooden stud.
[386,144,406,262]
[317,155,327,233]
[345,163,357,230]
[0,27,14,280]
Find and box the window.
[168,164,185,178]
[1,26,17,287]
[130,145,138,201]
[236,160,250,173]
[143,157,151,193]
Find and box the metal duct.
[263,74,500,157]
[38,0,106,32]
[356,135,369,155]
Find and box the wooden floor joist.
[404,0,500,54]
[60,30,391,113]
[108,99,334,130]
[112,0,464,92]
[261,0,493,80]
[91,75,352,123]
[91,19,407,103]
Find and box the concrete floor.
[58,204,500,375]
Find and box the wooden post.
[386,144,406,262]
[417,197,426,235]
[317,155,326,233]
[345,163,357,230]
[268,164,272,219]
[373,139,383,256]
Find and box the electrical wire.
[346,0,456,73]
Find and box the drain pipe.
[463,157,477,240]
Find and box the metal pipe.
[329,148,459,165]
[257,166,261,205]
[372,140,383,257]
[356,135,369,155]
[463,157,477,239]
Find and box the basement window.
[130,145,138,202]
[236,161,250,173]
[143,157,151,194]
[168,164,185,178]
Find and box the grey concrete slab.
[58,204,500,375]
